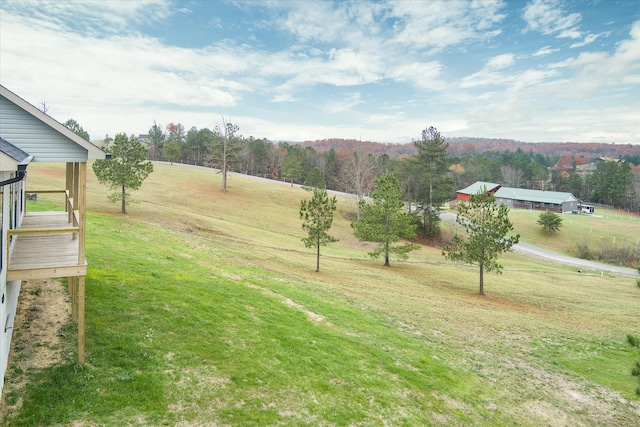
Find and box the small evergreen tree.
[413,126,454,238]
[352,173,420,266]
[163,141,182,165]
[92,133,153,214]
[537,211,563,234]
[443,190,520,295]
[300,189,338,272]
[303,168,326,191]
[63,118,90,141]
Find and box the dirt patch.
[0,279,71,417]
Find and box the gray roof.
[0,137,31,164]
[457,181,501,195]
[495,187,578,204]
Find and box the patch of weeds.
[636,278,640,288]
[627,334,640,396]
[574,240,593,260]
[4,389,20,406]
[598,243,640,269]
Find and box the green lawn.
[1,162,639,426]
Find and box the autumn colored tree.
[300,188,338,272]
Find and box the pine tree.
[443,191,520,295]
[413,126,454,237]
[352,173,420,266]
[537,211,563,234]
[92,133,153,214]
[300,189,338,272]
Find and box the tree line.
[130,120,639,214]
[72,117,640,215]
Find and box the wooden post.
[69,276,77,322]
[66,163,73,223]
[78,162,87,363]
[73,162,80,206]
[78,276,85,363]
[79,163,86,262]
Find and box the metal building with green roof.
[494,186,579,213]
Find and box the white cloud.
[387,61,445,90]
[278,1,350,43]
[523,0,582,39]
[460,54,518,88]
[533,46,558,56]
[1,1,637,145]
[486,53,515,70]
[388,0,506,51]
[549,21,640,99]
[322,93,364,114]
[2,0,172,35]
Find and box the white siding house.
[0,85,105,396]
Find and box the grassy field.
[1,162,639,426]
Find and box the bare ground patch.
[0,279,71,417]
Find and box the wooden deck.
[7,211,85,281]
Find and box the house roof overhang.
[0,137,33,172]
[0,85,106,160]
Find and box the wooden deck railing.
[6,189,83,271]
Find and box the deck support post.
[78,276,85,364]
[66,163,73,223]
[78,163,86,261]
[69,276,77,322]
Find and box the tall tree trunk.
[384,241,390,266]
[222,137,228,191]
[121,184,126,214]
[479,262,484,295]
[316,241,320,272]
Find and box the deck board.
[7,211,86,280]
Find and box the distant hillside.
[302,137,640,160]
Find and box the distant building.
[456,181,581,213]
[494,187,579,213]
[456,181,501,202]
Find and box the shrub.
[627,334,640,396]
[575,240,593,260]
[537,211,563,234]
[597,243,640,268]
[637,278,640,288]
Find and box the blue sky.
[1,0,639,144]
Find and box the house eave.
[0,85,106,160]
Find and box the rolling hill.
[1,162,639,426]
